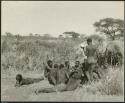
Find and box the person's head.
[16,74,23,82]
[65,61,70,67]
[54,63,59,69]
[75,61,80,67]
[47,60,53,67]
[59,64,64,69]
[87,38,92,45]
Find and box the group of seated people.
[15,59,101,94]
[15,38,106,93]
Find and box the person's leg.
[32,77,44,83]
[48,75,57,86]
[92,63,101,79]
[80,72,88,84]
[35,87,56,94]
[35,84,67,94]
[85,71,91,83]
[84,62,91,83]
[66,79,81,91]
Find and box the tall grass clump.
[75,67,124,97]
[1,37,79,73]
[97,67,124,95]
[1,40,10,54]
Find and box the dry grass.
[1,76,124,101]
[1,66,124,101]
[1,36,124,101]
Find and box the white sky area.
[2,1,124,37]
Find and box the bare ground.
[1,71,124,102]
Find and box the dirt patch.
[1,73,124,101]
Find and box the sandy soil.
[1,72,124,102]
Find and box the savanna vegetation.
[1,18,124,101]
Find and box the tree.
[43,34,51,38]
[63,31,80,39]
[58,34,64,39]
[93,18,124,40]
[88,34,104,42]
[1,40,10,53]
[35,34,40,36]
[29,33,33,36]
[80,34,86,39]
[5,32,13,37]
[15,34,22,40]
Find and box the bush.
[1,40,10,54]
[97,68,124,95]
[106,40,123,66]
[75,67,124,98]
[1,37,79,72]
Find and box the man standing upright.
[83,38,100,82]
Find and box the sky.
[2,1,124,37]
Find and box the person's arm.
[84,47,88,57]
[56,70,60,84]
[95,46,99,59]
[43,61,52,71]
[65,71,69,80]
[15,81,20,87]
[44,67,50,78]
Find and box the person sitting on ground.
[43,60,53,79]
[56,64,69,85]
[15,74,44,87]
[43,60,57,86]
[71,61,81,72]
[35,61,85,94]
[47,63,59,86]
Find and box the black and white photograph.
[1,1,124,102]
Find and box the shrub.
[96,68,124,95]
[1,40,10,54]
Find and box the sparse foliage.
[63,31,80,39]
[94,18,124,40]
[29,33,33,36]
[1,40,10,54]
[5,32,13,37]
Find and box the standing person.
[83,38,100,82]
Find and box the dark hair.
[59,64,64,69]
[87,38,92,43]
[16,74,22,82]
[75,61,80,63]
[54,64,58,68]
[65,61,69,65]
[47,60,52,64]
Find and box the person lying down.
[15,74,44,87]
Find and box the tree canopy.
[93,18,124,40]
[63,31,80,39]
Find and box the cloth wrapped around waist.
[87,56,97,64]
